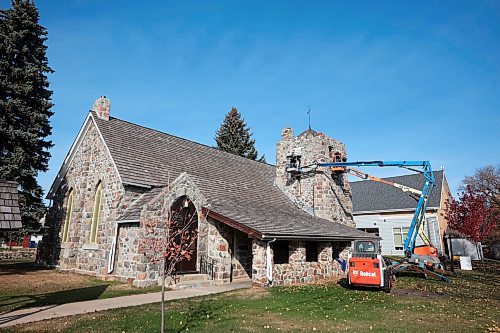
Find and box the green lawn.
[0,260,162,313]
[3,269,499,333]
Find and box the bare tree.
[144,196,198,333]
[461,165,500,208]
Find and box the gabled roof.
[87,112,372,241]
[350,170,445,214]
[0,180,22,230]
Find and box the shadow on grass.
[0,284,109,314]
[336,278,383,293]
[0,261,50,276]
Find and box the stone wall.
[251,239,268,287]
[0,249,37,260]
[206,217,252,284]
[276,128,354,226]
[135,173,209,287]
[272,241,346,286]
[233,230,253,279]
[114,224,140,279]
[250,239,348,287]
[37,121,144,278]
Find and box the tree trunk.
[161,256,166,333]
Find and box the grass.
[0,259,162,313]
[2,268,499,333]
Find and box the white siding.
[354,213,441,256]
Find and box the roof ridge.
[93,111,275,169]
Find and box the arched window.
[89,182,103,243]
[62,190,74,243]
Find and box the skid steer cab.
[348,240,393,292]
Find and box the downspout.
[266,238,276,286]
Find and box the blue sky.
[3,0,499,196]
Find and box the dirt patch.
[241,311,324,332]
[230,287,270,299]
[391,288,446,298]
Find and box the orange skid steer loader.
[348,240,394,292]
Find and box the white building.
[351,170,452,256]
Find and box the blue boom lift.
[286,153,450,284]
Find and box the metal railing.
[199,255,215,280]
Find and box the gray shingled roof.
[93,113,372,240]
[0,180,22,230]
[350,170,444,213]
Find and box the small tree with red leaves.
[445,186,497,259]
[144,196,198,333]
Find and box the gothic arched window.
[90,182,103,243]
[62,190,74,243]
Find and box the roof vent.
[92,96,111,121]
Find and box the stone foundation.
[251,239,349,287]
[272,241,347,286]
[0,249,37,260]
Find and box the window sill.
[82,243,99,250]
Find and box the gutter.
[261,234,379,241]
[107,220,140,274]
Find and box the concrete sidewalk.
[0,281,251,328]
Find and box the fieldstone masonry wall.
[135,173,208,287]
[114,224,140,280]
[37,122,141,277]
[272,241,346,286]
[276,128,354,226]
[0,249,37,260]
[206,218,252,284]
[252,239,268,287]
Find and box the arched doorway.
[171,196,198,273]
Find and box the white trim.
[47,112,126,199]
[47,113,92,199]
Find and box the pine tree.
[215,107,265,162]
[0,0,53,232]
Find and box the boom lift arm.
[342,167,432,248]
[286,160,436,257]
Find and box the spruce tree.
[215,107,265,162]
[0,0,53,232]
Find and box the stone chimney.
[92,96,111,121]
[275,127,354,226]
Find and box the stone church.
[37,97,373,287]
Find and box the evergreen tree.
[215,107,265,162]
[0,0,53,232]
